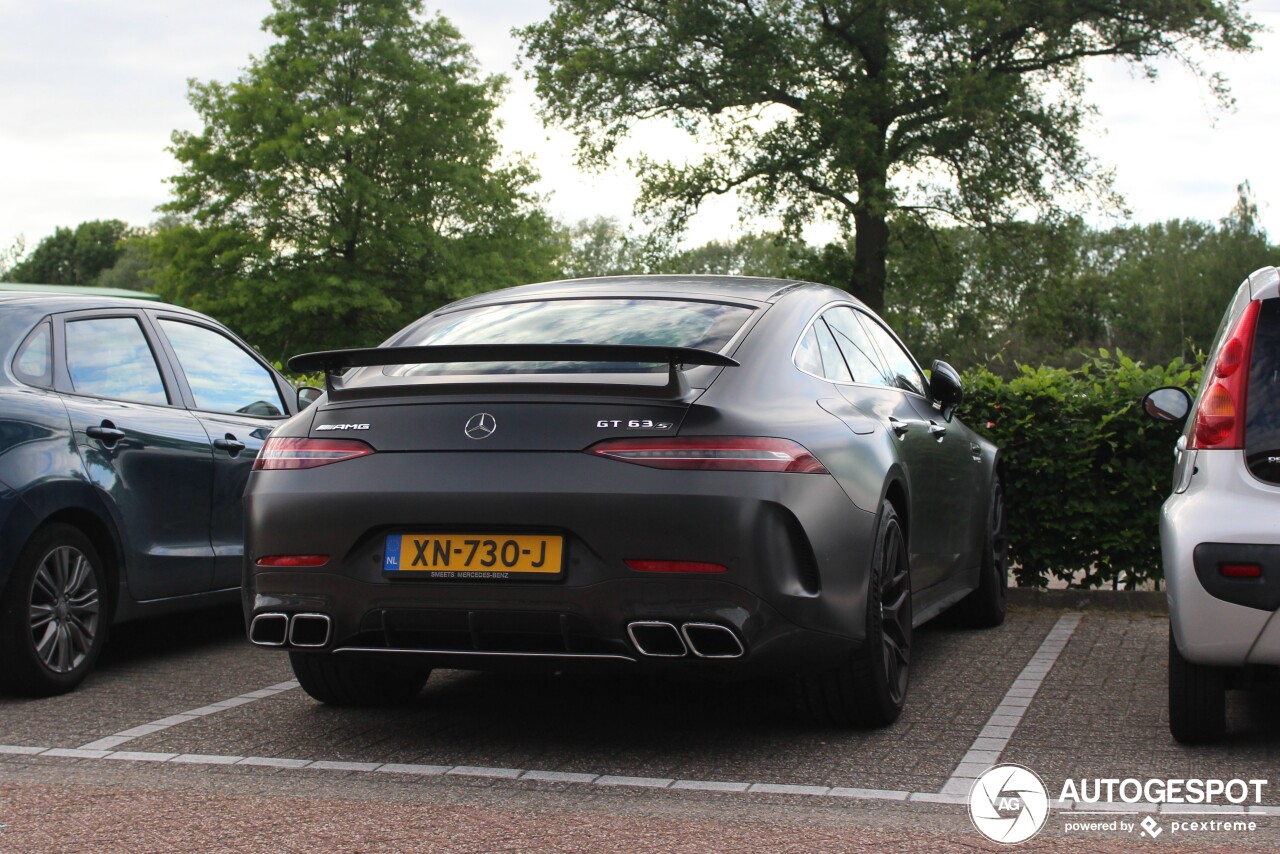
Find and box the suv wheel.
[1168,629,1227,744]
[0,524,109,696]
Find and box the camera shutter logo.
[968,764,1050,844]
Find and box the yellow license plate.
[384,534,563,578]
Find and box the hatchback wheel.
[795,501,911,727]
[0,524,108,696]
[1168,629,1227,744]
[290,652,431,706]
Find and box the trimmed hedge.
[960,351,1201,589]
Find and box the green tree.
[520,0,1256,312]
[556,216,648,278]
[3,219,131,285]
[160,0,558,360]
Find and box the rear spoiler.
[288,344,740,400]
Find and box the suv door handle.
[86,423,126,445]
[887,417,910,438]
[928,421,947,440]
[213,435,246,456]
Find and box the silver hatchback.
[1145,265,1280,743]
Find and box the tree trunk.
[851,207,888,314]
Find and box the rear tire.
[289,652,430,706]
[1168,629,1226,744]
[951,479,1008,628]
[0,524,109,696]
[795,501,911,727]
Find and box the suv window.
[1246,298,1280,484]
[812,320,852,383]
[65,317,168,405]
[159,319,284,416]
[14,321,52,386]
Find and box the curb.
[1007,587,1167,614]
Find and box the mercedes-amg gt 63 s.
[244,276,1006,726]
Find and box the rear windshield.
[1247,298,1280,483]
[386,298,753,376]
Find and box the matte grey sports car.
[244,276,1005,726]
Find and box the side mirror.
[1143,387,1192,425]
[297,386,324,410]
[930,360,964,421]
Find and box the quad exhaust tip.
[626,621,744,659]
[249,612,332,648]
[288,613,332,648]
[626,621,687,657]
[681,622,745,659]
[249,612,288,646]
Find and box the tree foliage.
[2,219,131,285]
[159,0,558,360]
[520,0,1257,312]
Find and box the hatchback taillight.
[1190,300,1261,450]
[253,437,374,470]
[587,437,828,473]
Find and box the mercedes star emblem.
[464,412,497,440]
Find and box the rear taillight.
[587,437,828,473]
[1190,300,1261,450]
[253,437,374,470]
[1219,563,1262,579]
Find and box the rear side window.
[1245,298,1280,483]
[13,321,52,386]
[389,299,753,376]
[65,317,168,405]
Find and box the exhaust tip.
[681,622,744,659]
[249,613,289,647]
[626,621,687,657]
[288,613,332,648]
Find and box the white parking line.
[75,680,299,751]
[3,741,1277,814]
[939,613,1082,796]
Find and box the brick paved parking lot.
[0,601,1277,852]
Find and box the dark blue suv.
[0,289,303,694]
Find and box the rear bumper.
[1162,452,1280,666]
[244,451,877,676]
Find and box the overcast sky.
[3,0,1279,255]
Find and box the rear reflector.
[253,437,374,470]
[588,437,828,473]
[255,555,330,567]
[626,560,728,574]
[1219,563,1262,579]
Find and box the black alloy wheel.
[0,524,108,696]
[795,500,912,727]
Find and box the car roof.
[441,275,833,310]
[0,288,190,314]
[0,282,164,302]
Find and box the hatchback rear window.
[387,299,753,376]
[1246,298,1280,483]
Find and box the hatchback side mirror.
[297,386,324,410]
[1143,387,1192,425]
[930,360,964,421]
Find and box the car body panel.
[1159,266,1280,669]
[0,290,296,626]
[245,276,1000,685]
